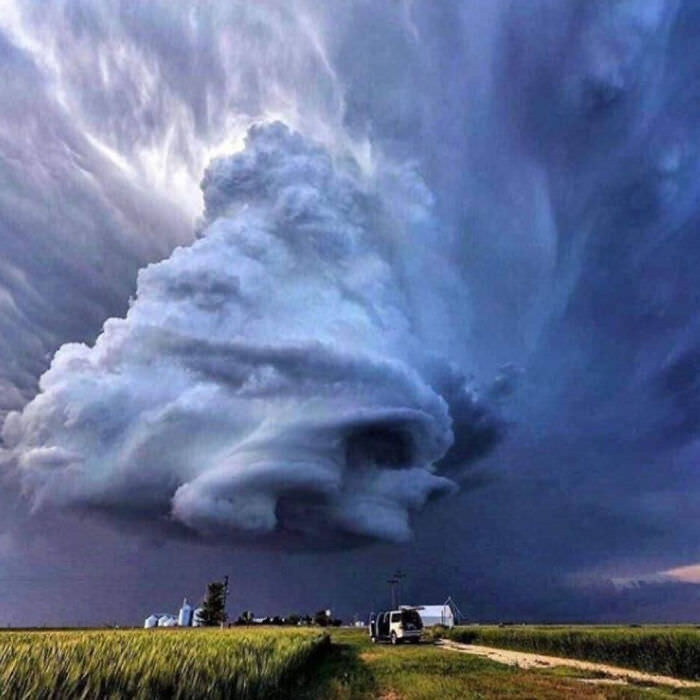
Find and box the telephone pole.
[222,575,229,628]
[394,570,407,607]
[387,577,398,609]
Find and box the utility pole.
[222,575,229,628]
[394,570,407,607]
[387,577,398,609]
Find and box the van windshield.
[401,610,423,629]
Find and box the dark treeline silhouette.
[232,609,342,627]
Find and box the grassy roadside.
[300,629,700,699]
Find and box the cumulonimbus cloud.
[2,123,502,544]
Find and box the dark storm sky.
[0,0,698,625]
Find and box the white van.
[368,607,423,644]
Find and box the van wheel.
[390,632,398,645]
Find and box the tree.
[286,614,300,626]
[314,609,330,627]
[236,610,255,625]
[198,580,227,627]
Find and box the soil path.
[436,639,700,690]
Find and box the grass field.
[309,629,700,699]
[442,625,700,680]
[0,627,327,699]
[0,626,698,699]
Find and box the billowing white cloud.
[2,123,503,543]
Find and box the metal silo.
[178,598,193,627]
[192,608,204,627]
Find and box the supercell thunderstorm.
[0,0,698,616]
[2,123,500,543]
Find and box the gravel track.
[436,639,700,690]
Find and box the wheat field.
[0,627,328,699]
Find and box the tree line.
[197,580,343,627]
[233,610,342,627]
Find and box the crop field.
[1,626,699,699]
[443,625,700,680]
[0,627,328,699]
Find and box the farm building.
[416,599,459,628]
[178,599,193,627]
[144,598,198,628]
[192,608,204,627]
[143,613,176,628]
[158,614,178,627]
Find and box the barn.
[415,599,459,628]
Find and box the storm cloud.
[0,0,698,622]
[3,123,503,544]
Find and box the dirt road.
[437,639,700,690]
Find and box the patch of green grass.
[303,629,692,699]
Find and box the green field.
[313,629,700,699]
[0,626,698,699]
[442,625,700,680]
[0,627,327,699]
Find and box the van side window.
[390,612,401,622]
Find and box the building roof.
[415,605,454,617]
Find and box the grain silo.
[178,599,193,627]
[192,608,204,627]
[144,614,160,629]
